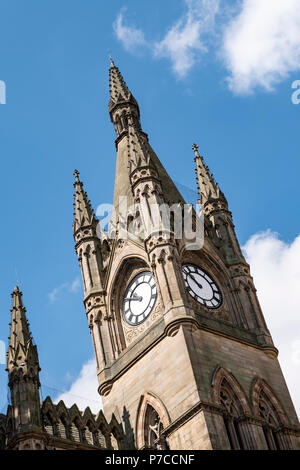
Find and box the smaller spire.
[7,286,40,373]
[73,170,97,234]
[193,143,226,205]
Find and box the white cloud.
[54,358,101,414]
[222,0,300,94]
[243,230,300,418]
[154,0,220,78]
[113,9,148,52]
[70,277,81,293]
[48,277,81,302]
[113,0,219,78]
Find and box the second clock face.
[182,263,222,309]
[123,271,157,326]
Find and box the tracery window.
[144,405,169,450]
[219,381,246,450]
[252,378,292,450]
[258,391,282,450]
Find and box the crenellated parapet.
[40,396,124,449]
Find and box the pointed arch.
[136,392,170,450]
[251,377,288,426]
[251,377,292,449]
[211,366,254,449]
[109,414,124,450]
[212,366,251,414]
[41,396,58,436]
[95,410,110,448]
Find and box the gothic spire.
[73,170,97,234]
[193,144,227,206]
[6,286,40,374]
[109,63,185,211]
[108,59,139,116]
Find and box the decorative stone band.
[161,400,224,439]
[84,291,107,314]
[161,400,300,441]
[130,166,160,190]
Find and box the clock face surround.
[182,263,222,309]
[123,271,157,326]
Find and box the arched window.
[44,413,56,436]
[212,367,253,450]
[57,415,69,440]
[71,419,82,442]
[85,421,94,446]
[219,383,245,450]
[121,111,128,130]
[115,115,122,134]
[136,393,170,450]
[110,433,119,450]
[97,425,108,448]
[252,378,291,450]
[144,405,169,450]
[127,215,135,235]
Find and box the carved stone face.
[123,271,157,326]
[182,263,222,309]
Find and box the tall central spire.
[108,59,140,120]
[108,60,185,213]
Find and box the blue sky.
[0,0,299,415]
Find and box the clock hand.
[124,296,143,302]
[188,273,203,290]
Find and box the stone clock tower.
[73,60,300,450]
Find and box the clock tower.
[73,60,300,450]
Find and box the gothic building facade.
[0,61,299,450]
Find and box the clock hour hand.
[124,294,143,302]
[188,273,203,290]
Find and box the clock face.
[123,271,157,326]
[182,263,222,309]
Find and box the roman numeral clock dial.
[182,264,222,309]
[123,271,157,326]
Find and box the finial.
[73,169,80,182]
[12,285,22,300]
[110,56,115,68]
[192,143,201,158]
